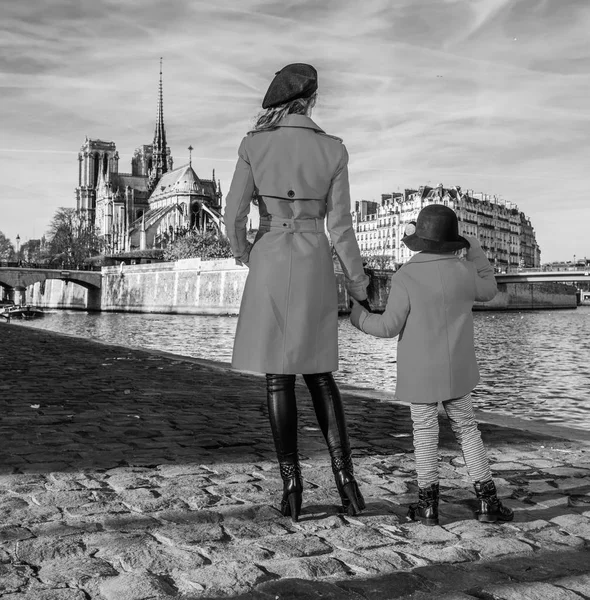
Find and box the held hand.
[349,298,373,312]
[359,298,373,312]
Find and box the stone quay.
[1,322,589,600]
[20,258,578,314]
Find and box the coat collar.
[275,114,324,132]
[407,252,460,265]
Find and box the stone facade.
[352,184,541,270]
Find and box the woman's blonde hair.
[253,93,317,131]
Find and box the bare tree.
[47,208,103,268]
[19,238,46,266]
[0,231,15,261]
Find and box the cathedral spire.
[149,57,169,187]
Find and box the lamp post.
[13,234,22,304]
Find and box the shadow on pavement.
[0,342,564,475]
[175,546,590,600]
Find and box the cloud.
[0,0,588,261]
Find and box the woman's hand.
[235,241,254,268]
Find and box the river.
[12,306,590,432]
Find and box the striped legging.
[409,393,491,488]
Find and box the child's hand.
[463,235,481,249]
[358,299,373,312]
[349,298,373,312]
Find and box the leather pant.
[266,372,351,465]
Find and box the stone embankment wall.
[368,271,577,311]
[100,259,247,314]
[100,258,351,314]
[26,259,577,313]
[474,281,577,310]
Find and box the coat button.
[287,190,295,198]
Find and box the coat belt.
[259,217,324,233]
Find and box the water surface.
[15,307,590,431]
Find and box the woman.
[223,63,370,521]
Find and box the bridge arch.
[0,267,102,309]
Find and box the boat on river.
[1,304,45,320]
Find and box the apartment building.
[351,184,541,270]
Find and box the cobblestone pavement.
[1,321,589,600]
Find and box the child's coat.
[350,238,497,404]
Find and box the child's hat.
[402,204,470,252]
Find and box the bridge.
[495,270,590,284]
[0,267,102,307]
[0,267,102,290]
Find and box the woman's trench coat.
[223,114,369,375]
[350,238,497,404]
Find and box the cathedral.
[75,61,223,254]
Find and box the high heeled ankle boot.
[303,373,366,517]
[408,483,439,526]
[279,461,303,522]
[332,454,366,516]
[266,373,302,521]
[474,480,514,522]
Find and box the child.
[350,204,513,526]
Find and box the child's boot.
[474,480,514,522]
[408,483,439,526]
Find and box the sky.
[0,0,588,263]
